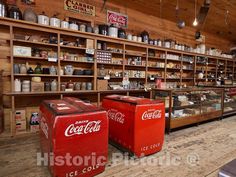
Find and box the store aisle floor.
[1,116,236,177]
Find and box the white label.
[65,120,101,137]
[57,103,66,106]
[142,109,162,120]
[57,107,70,110]
[40,116,49,139]
[48,57,57,62]
[104,75,110,80]
[107,109,125,124]
[86,48,95,55]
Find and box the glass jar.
[44,82,51,91]
[80,24,86,32]
[0,0,7,17]
[20,64,27,74]
[51,80,57,91]
[22,80,30,92]
[9,5,22,20]
[34,63,42,74]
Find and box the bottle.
[51,80,57,91]
[14,79,21,92]
[34,63,42,74]
[20,64,27,74]
[0,0,7,17]
[29,112,39,126]
[8,5,22,20]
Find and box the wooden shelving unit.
[0,17,234,135]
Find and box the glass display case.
[152,87,224,132]
[206,85,236,116]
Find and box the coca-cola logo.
[142,109,162,120]
[107,109,125,124]
[40,116,49,139]
[107,11,128,28]
[65,120,101,137]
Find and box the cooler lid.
[104,95,162,105]
[42,100,81,115]
[63,97,103,112]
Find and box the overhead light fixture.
[193,18,198,26]
[193,0,198,26]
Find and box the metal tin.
[86,82,92,90]
[38,12,49,26]
[50,16,60,28]
[69,22,78,30]
[80,24,86,32]
[61,20,69,29]
[108,25,118,38]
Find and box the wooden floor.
[1,116,236,177]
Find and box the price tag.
[48,58,57,62]
[104,75,110,80]
[86,48,95,55]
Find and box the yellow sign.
[64,0,95,16]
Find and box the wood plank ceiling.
[109,0,236,43]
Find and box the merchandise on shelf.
[97,50,112,63]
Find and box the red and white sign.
[107,10,128,28]
[107,109,125,124]
[65,120,101,137]
[142,109,162,120]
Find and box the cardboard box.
[30,124,39,132]
[86,39,94,49]
[15,109,26,123]
[97,80,108,90]
[13,46,32,57]
[16,120,26,132]
[31,82,44,92]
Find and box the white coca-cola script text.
[142,109,162,120]
[65,120,101,137]
[107,109,125,124]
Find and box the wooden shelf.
[182,78,194,80]
[61,60,94,64]
[166,68,181,71]
[125,65,146,69]
[13,39,57,47]
[166,58,181,62]
[14,74,58,77]
[148,56,164,59]
[97,76,123,79]
[110,51,124,55]
[148,66,165,70]
[125,53,146,57]
[97,62,123,67]
[129,77,145,79]
[61,75,94,78]
[60,45,87,50]
[13,56,48,61]
[4,89,147,96]
[166,78,181,80]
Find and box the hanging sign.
[64,0,95,16]
[107,10,128,28]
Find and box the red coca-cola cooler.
[102,95,165,157]
[39,98,108,177]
